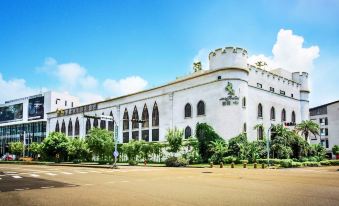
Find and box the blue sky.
[0,0,338,106]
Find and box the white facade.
[47,46,310,143]
[310,101,339,158]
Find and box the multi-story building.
[46,46,310,144]
[310,100,339,158]
[0,91,79,156]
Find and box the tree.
[209,139,228,163]
[29,142,42,160]
[270,136,293,159]
[151,142,164,162]
[228,133,247,158]
[121,140,142,161]
[310,144,326,161]
[67,138,90,161]
[248,141,266,163]
[295,120,320,141]
[140,141,153,162]
[332,145,339,155]
[166,127,183,155]
[196,123,223,162]
[85,128,114,161]
[9,142,24,159]
[42,132,69,162]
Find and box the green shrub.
[98,160,108,165]
[292,162,303,168]
[300,157,309,162]
[280,159,293,168]
[223,156,237,164]
[303,161,320,167]
[128,160,138,166]
[72,159,81,164]
[308,156,318,162]
[164,156,188,167]
[329,160,339,166]
[241,160,249,164]
[320,161,331,166]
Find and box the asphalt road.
[0,164,338,206]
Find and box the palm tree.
[209,140,228,163]
[295,120,320,141]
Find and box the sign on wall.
[220,82,239,106]
[28,96,45,120]
[0,103,23,123]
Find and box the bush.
[308,157,318,162]
[241,160,249,164]
[128,160,138,166]
[300,157,309,162]
[303,161,320,167]
[292,162,303,168]
[280,159,293,168]
[164,157,188,167]
[329,160,339,166]
[320,161,331,166]
[223,156,237,164]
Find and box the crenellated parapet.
[209,46,248,72]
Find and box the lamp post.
[267,124,274,167]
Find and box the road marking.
[12,175,22,179]
[46,173,57,176]
[30,174,40,177]
[61,172,73,175]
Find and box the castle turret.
[209,47,248,72]
[292,72,310,122]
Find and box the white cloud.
[76,92,104,104]
[103,76,148,97]
[0,73,45,103]
[248,29,320,72]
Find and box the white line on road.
[12,175,22,179]
[46,173,57,176]
[61,172,73,175]
[30,174,40,177]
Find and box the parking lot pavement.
[0,164,339,206]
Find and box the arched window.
[270,107,275,120]
[281,109,286,122]
[132,106,139,141]
[93,117,98,128]
[197,100,205,116]
[292,111,296,123]
[243,123,247,133]
[185,126,192,139]
[152,102,159,141]
[258,126,264,140]
[100,112,106,130]
[184,103,192,118]
[61,120,66,134]
[141,104,149,141]
[258,103,263,118]
[86,118,91,134]
[242,97,246,108]
[108,111,114,131]
[74,118,80,136]
[123,109,129,143]
[68,118,73,136]
[55,120,60,132]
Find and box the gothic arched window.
[152,102,159,141]
[258,126,264,140]
[141,104,149,141]
[93,117,98,128]
[258,103,263,118]
[55,120,60,132]
[86,118,91,134]
[123,109,129,143]
[184,103,192,118]
[74,118,80,136]
[61,120,66,134]
[197,100,205,116]
[100,112,106,130]
[132,106,139,141]
[281,109,286,122]
[292,111,296,123]
[68,118,73,136]
[108,111,114,131]
[270,107,276,120]
[185,126,192,139]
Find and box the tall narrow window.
[123,109,129,143]
[141,104,149,142]
[184,103,192,118]
[242,97,246,108]
[258,103,263,118]
[55,120,60,132]
[100,112,106,130]
[108,111,114,131]
[86,118,91,134]
[243,123,247,133]
[74,118,80,136]
[258,126,264,140]
[61,120,66,134]
[197,100,205,116]
[270,107,275,120]
[291,111,296,123]
[281,109,286,122]
[185,126,192,139]
[132,106,139,141]
[93,117,98,128]
[68,118,73,136]
[152,102,159,141]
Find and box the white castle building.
[46,46,310,143]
